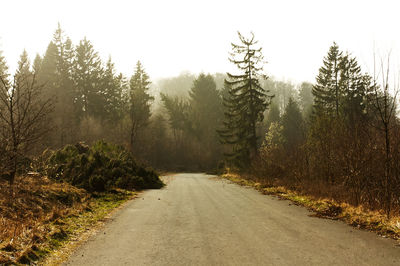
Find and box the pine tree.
[298,82,314,114]
[101,57,125,123]
[281,98,303,148]
[265,102,280,129]
[32,54,43,74]
[189,73,222,140]
[313,42,342,117]
[39,25,76,146]
[0,50,9,86]
[218,32,272,167]
[188,73,224,167]
[313,43,374,123]
[39,41,58,88]
[72,37,103,118]
[339,53,374,124]
[128,61,154,151]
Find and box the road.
[65,173,400,266]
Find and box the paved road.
[65,173,400,266]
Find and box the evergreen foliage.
[312,42,373,121]
[46,141,163,192]
[219,32,273,168]
[281,98,304,148]
[128,61,154,150]
[72,37,104,118]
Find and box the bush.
[46,141,164,192]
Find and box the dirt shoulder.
[221,173,400,241]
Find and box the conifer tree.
[218,32,272,167]
[298,82,314,114]
[32,54,43,74]
[281,98,303,148]
[265,102,280,129]
[101,57,125,123]
[128,61,154,151]
[72,37,103,118]
[313,43,374,123]
[312,42,342,117]
[189,73,222,140]
[339,53,374,124]
[39,25,76,146]
[0,50,9,86]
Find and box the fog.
[1,0,399,83]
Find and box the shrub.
[46,141,163,192]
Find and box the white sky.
[0,0,399,84]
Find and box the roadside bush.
[46,141,164,192]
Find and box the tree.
[72,37,103,119]
[370,53,398,218]
[101,57,125,123]
[281,98,303,148]
[265,102,280,129]
[38,25,76,147]
[189,74,222,140]
[298,82,313,114]
[313,42,342,117]
[339,53,374,125]
[160,93,190,143]
[0,51,53,185]
[128,61,154,151]
[189,73,224,168]
[219,32,273,167]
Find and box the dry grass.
[221,173,400,240]
[0,175,135,264]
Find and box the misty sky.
[0,0,399,83]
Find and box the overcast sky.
[0,0,399,83]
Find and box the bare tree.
[370,52,399,218]
[0,72,53,185]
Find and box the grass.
[0,175,135,265]
[221,173,400,240]
[40,190,136,265]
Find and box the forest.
[1,25,400,263]
[1,26,399,216]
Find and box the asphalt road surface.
[65,173,400,266]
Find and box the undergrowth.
[0,175,134,265]
[1,141,163,264]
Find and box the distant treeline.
[0,26,304,176]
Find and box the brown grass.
[221,173,400,240]
[0,175,135,264]
[0,175,89,264]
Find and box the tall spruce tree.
[128,61,154,151]
[313,42,342,117]
[189,73,224,168]
[313,43,373,122]
[281,98,304,148]
[72,37,103,118]
[189,73,222,141]
[339,53,374,124]
[101,57,125,123]
[38,25,76,146]
[218,32,272,168]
